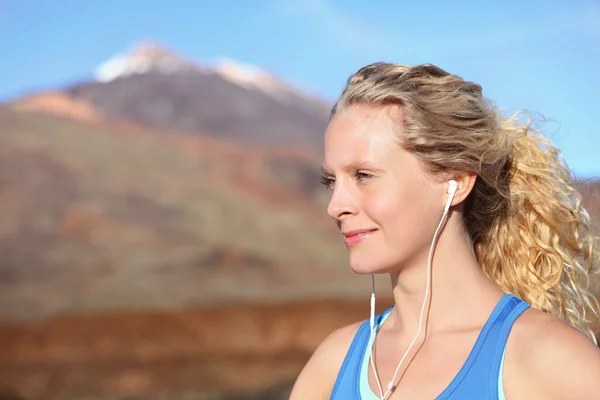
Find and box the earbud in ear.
[447,180,458,194]
[444,180,458,212]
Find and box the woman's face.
[321,104,448,274]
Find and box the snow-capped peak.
[94,41,199,82]
[93,42,328,110]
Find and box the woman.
[289,63,600,399]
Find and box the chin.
[348,254,395,275]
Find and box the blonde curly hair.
[332,62,600,343]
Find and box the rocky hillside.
[0,107,383,322]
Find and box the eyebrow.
[321,160,379,175]
[320,165,332,175]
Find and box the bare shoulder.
[289,320,364,400]
[505,307,600,399]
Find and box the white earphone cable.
[368,183,457,399]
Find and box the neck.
[384,214,503,336]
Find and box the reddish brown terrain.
[0,297,396,400]
[1,43,599,400]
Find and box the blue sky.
[1,0,599,177]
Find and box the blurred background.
[0,1,599,399]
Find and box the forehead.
[323,105,400,167]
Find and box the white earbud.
[444,180,458,212]
[447,179,458,194]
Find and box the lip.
[342,229,377,247]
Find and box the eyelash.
[354,171,373,181]
[320,175,334,189]
[320,171,373,190]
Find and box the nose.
[327,181,358,222]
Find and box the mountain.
[0,44,373,400]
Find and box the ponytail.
[475,112,600,343]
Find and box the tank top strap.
[437,294,530,399]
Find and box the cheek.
[363,187,417,231]
[363,184,438,243]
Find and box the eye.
[320,175,335,190]
[353,171,373,182]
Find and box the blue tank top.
[330,294,529,399]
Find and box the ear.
[449,172,477,208]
